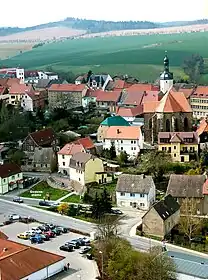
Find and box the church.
[143,54,193,143]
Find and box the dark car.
[30,235,43,244]
[52,228,61,236]
[66,241,80,249]
[56,226,69,233]
[13,197,24,203]
[60,245,73,252]
[39,201,51,206]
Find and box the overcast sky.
[1,0,207,27]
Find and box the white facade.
[103,138,143,157]
[160,79,173,94]
[70,167,85,185]
[58,154,72,176]
[82,96,96,108]
[21,93,33,111]
[38,71,58,80]
[21,260,65,280]
[177,273,206,280]
[0,172,23,194]
[16,68,25,82]
[116,181,155,210]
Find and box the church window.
[174,118,179,132]
[149,119,152,129]
[184,117,189,132]
[166,119,170,132]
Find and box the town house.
[116,174,156,210]
[96,90,122,112]
[0,163,23,194]
[8,83,33,106]
[21,90,47,112]
[142,194,180,238]
[102,126,143,157]
[48,84,87,109]
[22,128,58,172]
[69,152,105,186]
[158,132,199,162]
[166,174,208,215]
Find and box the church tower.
[160,52,173,94]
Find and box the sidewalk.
[56,192,76,202]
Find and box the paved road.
[23,172,50,177]
[0,199,95,234]
[0,199,207,258]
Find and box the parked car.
[66,241,80,249]
[17,233,29,240]
[43,230,55,238]
[8,214,20,220]
[24,230,35,236]
[190,236,206,244]
[30,235,43,244]
[82,237,91,246]
[79,246,91,254]
[56,226,69,233]
[111,209,123,215]
[13,197,24,203]
[52,228,61,236]
[39,200,51,206]
[31,227,42,234]
[60,244,74,252]
[40,234,50,241]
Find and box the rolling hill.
[3,31,208,83]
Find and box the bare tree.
[179,198,202,243]
[96,215,122,241]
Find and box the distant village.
[0,54,208,240]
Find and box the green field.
[3,32,208,82]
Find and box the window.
[131,140,133,144]
[174,146,176,150]
[12,175,15,179]
[3,179,6,182]
[63,162,65,166]
[17,174,19,177]
[62,155,65,159]
[174,154,176,157]
[130,193,135,197]
[140,194,145,198]
[120,192,125,196]
[121,140,123,143]
[131,147,133,150]
[140,203,145,207]
[134,147,136,150]
[134,141,136,144]
[45,164,47,167]
[121,147,123,150]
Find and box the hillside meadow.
[2,32,208,82]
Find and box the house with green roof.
[98,115,130,142]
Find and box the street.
[0,198,206,258]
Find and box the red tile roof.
[158,132,199,145]
[105,126,141,140]
[0,239,64,280]
[0,78,20,87]
[197,118,208,136]
[58,143,84,155]
[96,90,122,102]
[191,86,208,99]
[143,91,192,113]
[48,83,86,92]
[114,79,125,89]
[178,88,194,99]
[74,137,95,150]
[142,91,160,103]
[9,84,32,95]
[127,84,159,92]
[29,128,56,146]
[0,232,8,240]
[116,106,143,117]
[0,163,21,179]
[84,88,102,98]
[123,91,144,106]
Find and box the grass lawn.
[21,181,69,201]
[62,194,81,203]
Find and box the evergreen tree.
[101,188,112,214]
[109,142,116,160]
[91,192,103,219]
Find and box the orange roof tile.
[197,118,208,136]
[58,143,84,155]
[142,91,160,103]
[123,91,144,106]
[74,137,95,150]
[178,88,194,99]
[127,84,153,92]
[194,86,208,94]
[116,106,143,117]
[104,126,141,140]
[143,101,160,113]
[9,84,32,95]
[114,79,125,89]
[0,239,64,280]
[48,83,86,92]
[96,90,122,102]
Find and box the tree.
[182,54,204,82]
[179,198,202,243]
[8,150,25,165]
[57,203,69,215]
[101,188,112,214]
[91,192,103,219]
[97,215,121,240]
[86,70,93,82]
[50,154,58,173]
[109,142,116,160]
[117,151,128,166]
[185,167,202,175]
[138,151,172,181]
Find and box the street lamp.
[99,251,104,279]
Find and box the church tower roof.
[160,52,173,80]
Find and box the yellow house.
[158,132,199,162]
[69,152,110,185]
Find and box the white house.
[103,126,143,157]
[116,174,156,210]
[0,163,23,194]
[57,143,84,176]
[38,71,58,80]
[69,152,104,186]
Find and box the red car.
[43,231,55,238]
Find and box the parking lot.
[1,222,99,280]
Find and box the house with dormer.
[21,128,58,172]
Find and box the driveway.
[1,222,99,280]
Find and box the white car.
[24,230,35,236]
[8,214,20,220]
[31,227,42,234]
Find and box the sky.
[1,0,208,27]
